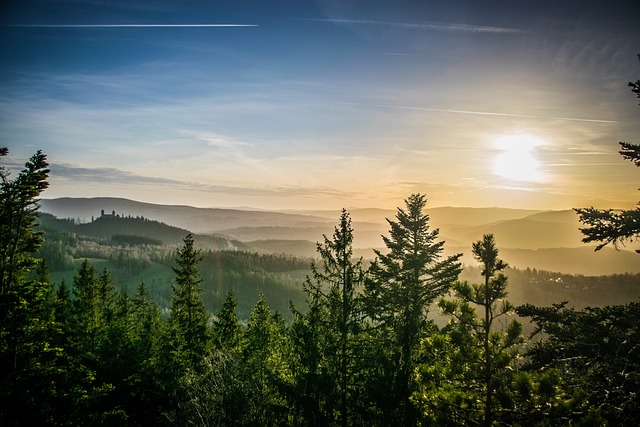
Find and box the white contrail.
[4,24,258,28]
[318,101,619,124]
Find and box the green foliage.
[4,174,640,426]
[365,193,462,424]
[291,209,369,426]
[0,148,57,425]
[575,57,640,252]
[177,350,259,426]
[241,293,293,425]
[196,249,309,318]
[213,290,242,352]
[517,301,640,425]
[112,234,164,246]
[416,234,523,426]
[169,233,210,368]
[0,149,49,289]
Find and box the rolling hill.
[40,197,639,275]
[40,197,335,233]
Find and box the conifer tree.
[71,259,102,356]
[290,276,329,426]
[243,293,292,424]
[213,290,241,352]
[0,148,53,424]
[161,234,210,424]
[365,194,462,424]
[575,55,640,252]
[417,234,523,425]
[128,281,165,425]
[300,209,366,426]
[169,233,209,367]
[131,281,161,361]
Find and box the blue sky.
[1,0,639,210]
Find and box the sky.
[1,0,639,211]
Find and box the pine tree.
[575,55,640,252]
[516,301,640,425]
[128,281,165,425]
[365,193,462,425]
[290,278,329,426]
[161,235,211,424]
[213,290,241,352]
[0,148,53,424]
[429,234,523,426]
[131,281,161,361]
[298,209,366,426]
[243,293,292,424]
[71,259,102,357]
[169,233,209,367]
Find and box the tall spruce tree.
[290,275,329,426]
[169,233,209,367]
[163,234,210,424]
[213,290,241,352]
[365,193,462,425]
[295,209,366,426]
[421,234,523,426]
[71,259,102,357]
[0,148,53,425]
[243,293,292,424]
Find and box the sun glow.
[493,134,545,182]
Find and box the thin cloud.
[310,18,525,34]
[314,100,619,124]
[51,163,354,199]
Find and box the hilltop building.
[100,209,119,219]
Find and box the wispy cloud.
[51,163,355,199]
[313,100,620,124]
[309,18,525,34]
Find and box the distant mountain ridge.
[40,197,639,275]
[40,197,336,233]
[37,211,251,252]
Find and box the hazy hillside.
[427,206,543,226]
[37,210,252,252]
[442,217,585,249]
[40,197,639,276]
[35,207,640,312]
[499,246,640,276]
[41,197,334,233]
[220,223,389,249]
[247,240,319,258]
[77,216,192,245]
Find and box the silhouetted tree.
[418,235,523,425]
[213,290,241,352]
[0,148,54,425]
[292,209,367,425]
[517,301,639,424]
[242,293,292,424]
[575,55,640,252]
[365,194,462,425]
[169,233,209,366]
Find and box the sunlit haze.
[1,1,639,211]
[493,135,545,183]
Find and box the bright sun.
[493,134,545,182]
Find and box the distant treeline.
[112,234,164,246]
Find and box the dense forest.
[2,145,640,426]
